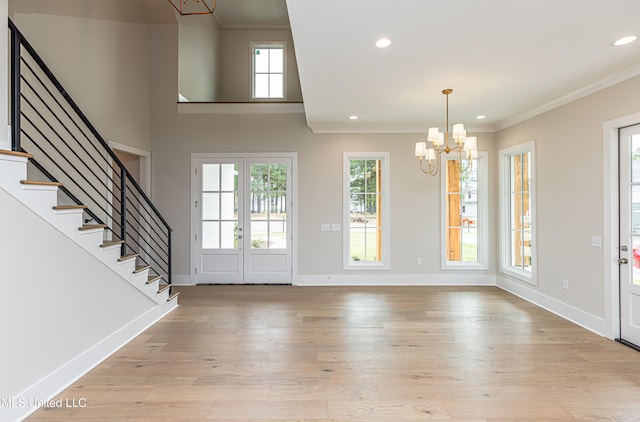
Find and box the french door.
[193,154,293,284]
[619,123,640,347]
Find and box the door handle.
[238,234,243,239]
[619,258,629,265]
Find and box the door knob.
[619,258,629,265]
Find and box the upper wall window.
[499,141,537,284]
[442,152,488,270]
[343,152,390,270]
[251,43,285,100]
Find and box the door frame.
[604,112,640,340]
[190,152,297,284]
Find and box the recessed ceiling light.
[476,115,487,120]
[613,35,638,46]
[375,38,391,48]
[349,115,358,120]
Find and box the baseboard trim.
[295,273,496,286]
[496,274,610,338]
[5,301,178,422]
[171,274,195,286]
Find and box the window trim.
[343,152,391,270]
[440,151,489,270]
[250,42,287,101]
[499,140,537,285]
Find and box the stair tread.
[100,240,124,248]
[158,284,171,294]
[167,291,180,302]
[0,150,33,158]
[118,253,138,262]
[21,180,62,187]
[53,205,87,210]
[146,275,162,284]
[79,224,107,231]
[134,265,151,274]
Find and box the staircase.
[0,149,179,305]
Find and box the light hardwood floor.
[28,285,640,421]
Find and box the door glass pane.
[202,221,219,249]
[633,185,640,233]
[202,193,219,220]
[220,192,236,220]
[251,164,268,191]
[269,217,287,248]
[220,222,236,249]
[251,220,268,249]
[633,236,640,285]
[221,164,236,191]
[202,164,220,191]
[632,135,640,183]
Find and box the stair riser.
[114,259,137,278]
[154,289,170,304]
[50,211,84,235]
[15,188,59,218]
[76,230,106,253]
[99,244,123,263]
[0,159,27,183]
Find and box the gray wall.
[220,29,302,102]
[178,13,221,102]
[495,75,640,320]
[11,10,153,152]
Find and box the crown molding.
[496,58,640,131]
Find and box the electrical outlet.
[562,279,569,290]
[417,257,422,265]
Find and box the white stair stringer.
[0,150,175,305]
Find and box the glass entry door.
[194,155,292,284]
[619,123,640,347]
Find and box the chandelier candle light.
[415,89,477,176]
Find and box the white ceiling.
[286,0,640,133]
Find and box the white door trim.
[603,112,640,340]
[190,152,297,284]
[107,140,151,194]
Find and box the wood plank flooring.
[27,285,640,421]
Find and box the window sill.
[500,267,537,285]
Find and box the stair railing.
[8,19,172,289]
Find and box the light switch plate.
[320,224,330,231]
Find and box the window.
[343,152,390,269]
[251,43,285,99]
[499,141,536,284]
[442,152,488,269]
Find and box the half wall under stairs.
[0,150,178,422]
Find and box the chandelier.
[414,89,477,176]
[168,0,216,15]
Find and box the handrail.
[8,19,173,290]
